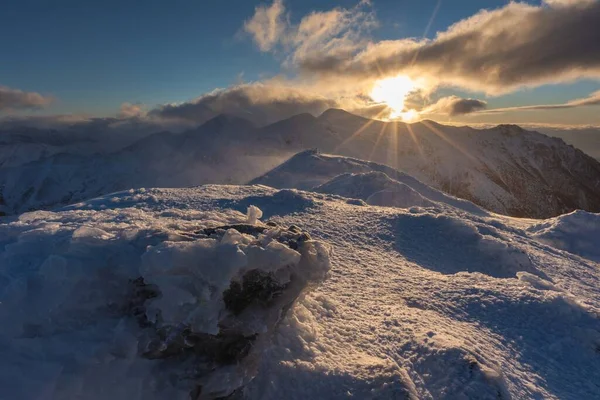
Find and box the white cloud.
[481,90,600,114]
[149,82,339,126]
[118,102,146,118]
[244,0,287,52]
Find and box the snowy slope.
[0,128,94,169]
[538,126,600,161]
[0,120,172,168]
[526,210,600,263]
[1,184,599,399]
[252,150,486,215]
[250,109,600,218]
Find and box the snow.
[367,187,436,208]
[1,184,599,399]
[0,193,331,399]
[312,171,437,208]
[0,116,289,215]
[526,209,600,262]
[252,150,487,215]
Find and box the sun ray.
[368,118,390,161]
[420,120,477,163]
[406,122,426,161]
[411,0,443,66]
[390,119,399,170]
[333,107,390,153]
[420,120,514,191]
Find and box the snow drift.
[527,209,600,263]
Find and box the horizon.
[2,0,600,128]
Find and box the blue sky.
[2,0,600,125]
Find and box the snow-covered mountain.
[0,119,170,168]
[278,109,600,218]
[1,109,600,218]
[1,181,599,399]
[538,126,600,161]
[0,127,95,169]
[252,149,486,215]
[0,115,290,215]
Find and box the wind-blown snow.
[1,184,599,399]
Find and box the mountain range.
[1,109,599,218]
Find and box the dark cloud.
[295,1,600,95]
[424,96,488,116]
[0,86,54,111]
[149,83,339,126]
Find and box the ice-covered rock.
[0,200,330,400]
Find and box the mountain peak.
[495,124,526,136]
[318,108,364,120]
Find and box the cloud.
[0,86,54,111]
[482,90,600,113]
[250,0,600,96]
[245,0,376,74]
[149,82,340,126]
[118,102,146,118]
[424,96,488,116]
[244,0,287,52]
[544,0,596,8]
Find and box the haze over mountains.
[1,109,599,218]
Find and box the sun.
[370,75,420,121]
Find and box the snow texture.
[0,196,330,399]
[527,209,600,263]
[1,183,599,399]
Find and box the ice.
[0,196,331,399]
[246,205,263,224]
